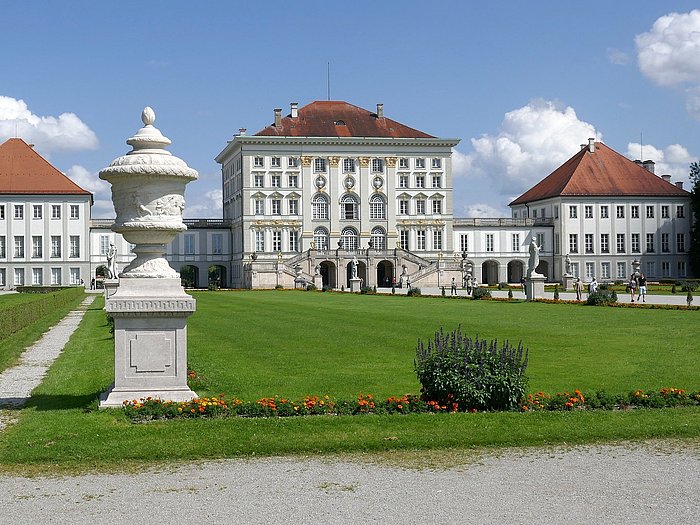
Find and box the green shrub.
[306,283,317,291]
[586,289,617,306]
[407,287,421,296]
[275,284,283,290]
[441,286,446,296]
[471,287,491,300]
[360,286,374,294]
[553,285,559,300]
[322,285,331,292]
[681,281,698,292]
[414,325,529,411]
[672,285,677,294]
[508,289,513,299]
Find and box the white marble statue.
[351,256,358,279]
[107,242,117,279]
[528,237,541,277]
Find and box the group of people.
[449,276,478,295]
[573,277,598,301]
[627,272,647,302]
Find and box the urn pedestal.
[526,274,546,301]
[349,277,362,292]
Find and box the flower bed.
[122,388,700,422]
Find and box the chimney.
[290,102,298,118]
[238,127,247,136]
[580,144,587,151]
[661,174,672,183]
[588,138,595,153]
[274,108,282,127]
[642,160,655,174]
[376,103,384,118]
[676,181,684,190]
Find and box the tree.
[689,162,700,276]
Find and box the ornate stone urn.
[98,108,199,408]
[99,107,197,278]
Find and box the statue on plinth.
[106,242,118,279]
[351,256,359,279]
[527,237,542,278]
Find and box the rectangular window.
[184,234,195,255]
[661,205,669,218]
[511,234,520,252]
[415,175,425,188]
[14,268,24,286]
[70,205,79,219]
[399,200,408,215]
[212,234,223,255]
[271,175,281,188]
[646,261,656,277]
[631,205,639,219]
[600,205,609,218]
[432,199,442,214]
[460,234,468,253]
[254,199,264,215]
[398,158,409,169]
[255,231,264,252]
[70,267,81,285]
[416,230,426,250]
[288,157,298,168]
[536,233,545,251]
[289,199,299,215]
[569,206,578,219]
[616,205,624,219]
[676,205,685,218]
[371,158,384,173]
[0,236,5,258]
[343,158,355,172]
[70,236,80,258]
[661,261,670,277]
[431,158,442,169]
[33,205,43,219]
[661,233,670,252]
[631,233,640,253]
[270,157,281,168]
[431,175,441,188]
[486,234,494,252]
[433,230,442,251]
[288,175,298,188]
[416,200,425,215]
[646,205,654,219]
[585,233,593,253]
[253,156,264,167]
[677,233,686,252]
[617,262,626,279]
[646,233,655,253]
[0,205,4,220]
[570,262,579,278]
[0,268,5,286]
[399,175,408,188]
[584,205,593,219]
[585,262,594,280]
[254,175,264,188]
[51,236,61,258]
[271,199,281,215]
[99,235,110,255]
[554,206,559,219]
[601,262,610,280]
[678,261,687,278]
[272,231,281,252]
[555,233,560,255]
[600,234,609,253]
[415,158,425,169]
[51,268,61,285]
[14,205,24,220]
[540,208,545,218]
[52,205,61,219]
[616,233,625,253]
[14,236,24,258]
[314,158,327,172]
[532,209,537,219]
[32,236,42,258]
[400,230,409,250]
[569,234,578,254]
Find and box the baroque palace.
[0,101,692,290]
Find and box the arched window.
[341,227,358,250]
[369,194,386,220]
[340,194,359,220]
[312,193,329,220]
[313,227,329,250]
[370,226,386,250]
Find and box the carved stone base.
[349,277,362,293]
[562,274,574,291]
[313,275,323,290]
[99,277,197,409]
[526,275,546,301]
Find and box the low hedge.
[0,287,85,341]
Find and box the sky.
[1,1,699,219]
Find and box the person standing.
[450,277,457,296]
[628,274,637,302]
[574,277,583,301]
[637,273,647,302]
[589,277,598,296]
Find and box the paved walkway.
[0,295,96,410]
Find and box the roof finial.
[142,107,156,126]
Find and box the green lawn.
[0,290,697,472]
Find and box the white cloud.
[606,48,629,65]
[625,142,697,183]
[0,96,98,153]
[455,99,601,198]
[183,188,223,219]
[65,165,115,218]
[636,10,700,119]
[464,203,505,218]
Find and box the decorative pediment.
[269,191,283,199]
[415,192,428,199]
[397,192,411,199]
[251,191,266,199]
[286,191,301,199]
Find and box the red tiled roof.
[0,138,90,195]
[510,142,688,205]
[255,101,435,138]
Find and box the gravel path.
[0,442,697,524]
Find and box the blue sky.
[1,1,699,218]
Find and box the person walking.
[637,273,647,302]
[450,277,457,296]
[588,277,598,296]
[574,278,584,301]
[628,274,637,302]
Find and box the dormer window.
[334,120,346,126]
